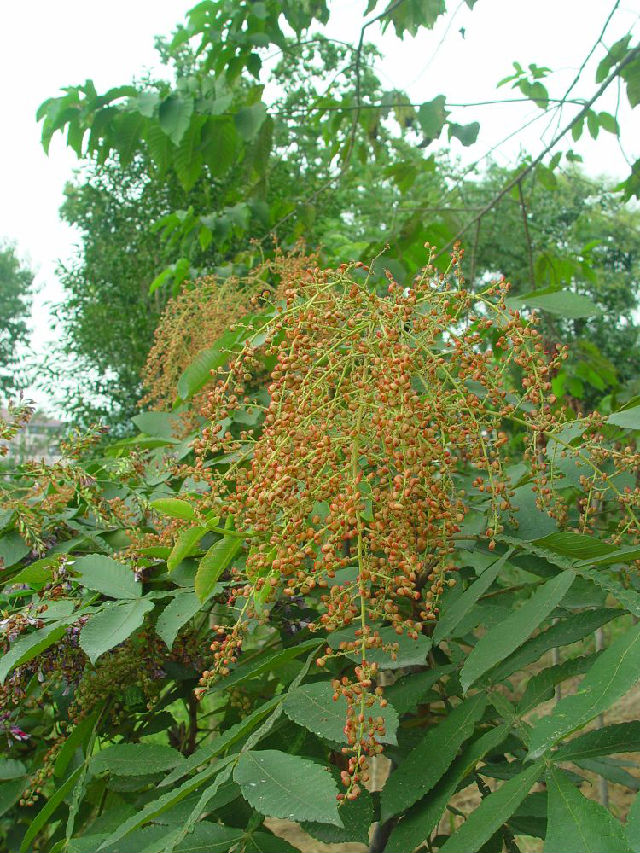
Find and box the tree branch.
[434,44,640,260]
[517,179,535,290]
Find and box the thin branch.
[268,0,409,240]
[517,179,536,290]
[347,0,408,166]
[543,0,621,140]
[434,44,640,260]
[470,218,481,286]
[407,0,467,86]
[269,96,589,119]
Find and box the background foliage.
[0,245,33,401]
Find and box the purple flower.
[9,726,29,742]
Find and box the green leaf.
[174,117,205,191]
[158,94,194,145]
[159,697,281,788]
[132,411,180,438]
[233,750,341,825]
[195,536,243,601]
[608,404,640,430]
[245,831,300,853]
[596,36,631,83]
[148,266,173,295]
[0,778,24,818]
[521,289,600,318]
[113,110,145,168]
[234,102,267,141]
[20,766,83,852]
[627,791,640,850]
[577,545,640,568]
[572,565,640,615]
[156,591,203,649]
[598,111,620,135]
[167,526,207,572]
[176,334,238,401]
[0,531,30,568]
[433,550,512,643]
[164,763,235,853]
[417,95,447,138]
[202,116,238,177]
[97,758,234,850]
[90,743,184,777]
[79,599,154,664]
[489,607,620,683]
[167,824,246,853]
[146,122,173,176]
[533,532,616,561]
[303,777,373,845]
[383,665,454,715]
[0,759,26,781]
[0,623,67,684]
[283,681,398,745]
[528,622,640,758]
[440,762,543,853]
[72,555,141,599]
[460,572,574,691]
[221,638,323,691]
[8,557,56,588]
[554,722,640,762]
[518,653,600,715]
[623,56,640,108]
[54,710,100,777]
[586,109,600,139]
[448,120,480,146]
[176,310,270,400]
[578,754,640,793]
[505,485,557,540]
[150,498,196,521]
[386,725,510,853]
[381,694,486,821]
[327,624,431,669]
[544,766,631,852]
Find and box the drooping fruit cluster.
[140,274,255,418]
[139,245,317,430]
[192,246,569,793]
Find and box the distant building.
[1,410,65,464]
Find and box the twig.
[470,218,481,286]
[595,626,609,808]
[186,691,198,756]
[348,0,408,165]
[543,0,621,140]
[368,818,395,853]
[517,179,535,290]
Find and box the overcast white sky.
[1,0,638,411]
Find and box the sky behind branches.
[1,0,638,411]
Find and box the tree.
[48,33,447,423]
[0,243,32,400]
[456,164,640,408]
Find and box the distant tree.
[462,166,640,407]
[0,243,32,399]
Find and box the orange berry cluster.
[190,247,571,793]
